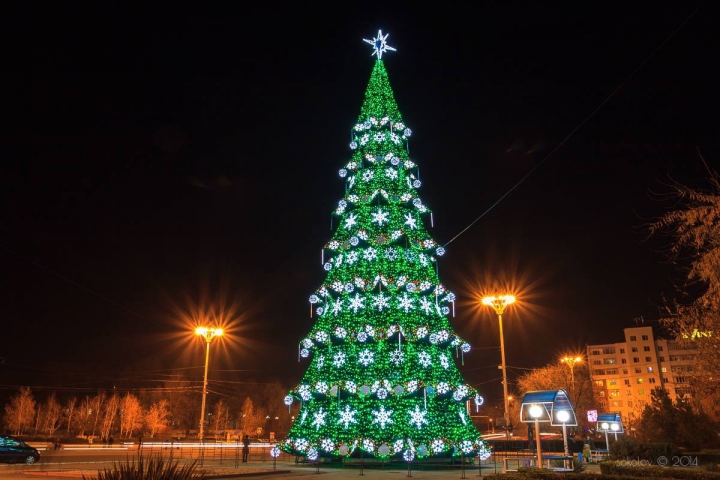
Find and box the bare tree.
[145,400,170,438]
[210,400,230,439]
[64,397,78,435]
[238,397,266,438]
[119,393,143,438]
[99,394,120,440]
[43,393,62,436]
[90,392,106,438]
[3,387,36,435]
[650,159,720,408]
[78,396,94,437]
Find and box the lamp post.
[195,326,223,441]
[528,404,543,468]
[556,410,570,458]
[601,422,610,451]
[481,295,516,440]
[560,356,582,396]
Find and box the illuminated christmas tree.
[282,31,489,462]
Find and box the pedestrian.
[138,435,143,450]
[88,436,93,447]
[108,436,114,447]
[583,443,591,463]
[242,435,250,462]
[578,451,583,464]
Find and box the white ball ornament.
[307,448,319,460]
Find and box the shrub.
[484,473,644,480]
[609,438,679,460]
[600,460,720,479]
[84,454,208,480]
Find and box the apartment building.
[586,326,696,424]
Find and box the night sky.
[2,2,718,405]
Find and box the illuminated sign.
[587,410,598,422]
[681,329,713,340]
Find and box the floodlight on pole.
[481,295,516,440]
[195,326,223,441]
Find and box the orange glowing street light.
[481,294,516,440]
[195,326,223,441]
[560,355,583,394]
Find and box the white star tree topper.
[363,30,397,60]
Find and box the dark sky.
[2,2,718,405]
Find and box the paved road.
[0,449,508,480]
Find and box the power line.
[444,2,704,246]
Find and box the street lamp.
[556,410,571,458]
[521,390,576,470]
[195,326,223,441]
[560,356,583,395]
[528,404,544,467]
[597,413,624,449]
[481,295,516,439]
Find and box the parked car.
[0,436,40,464]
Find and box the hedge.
[600,461,720,479]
